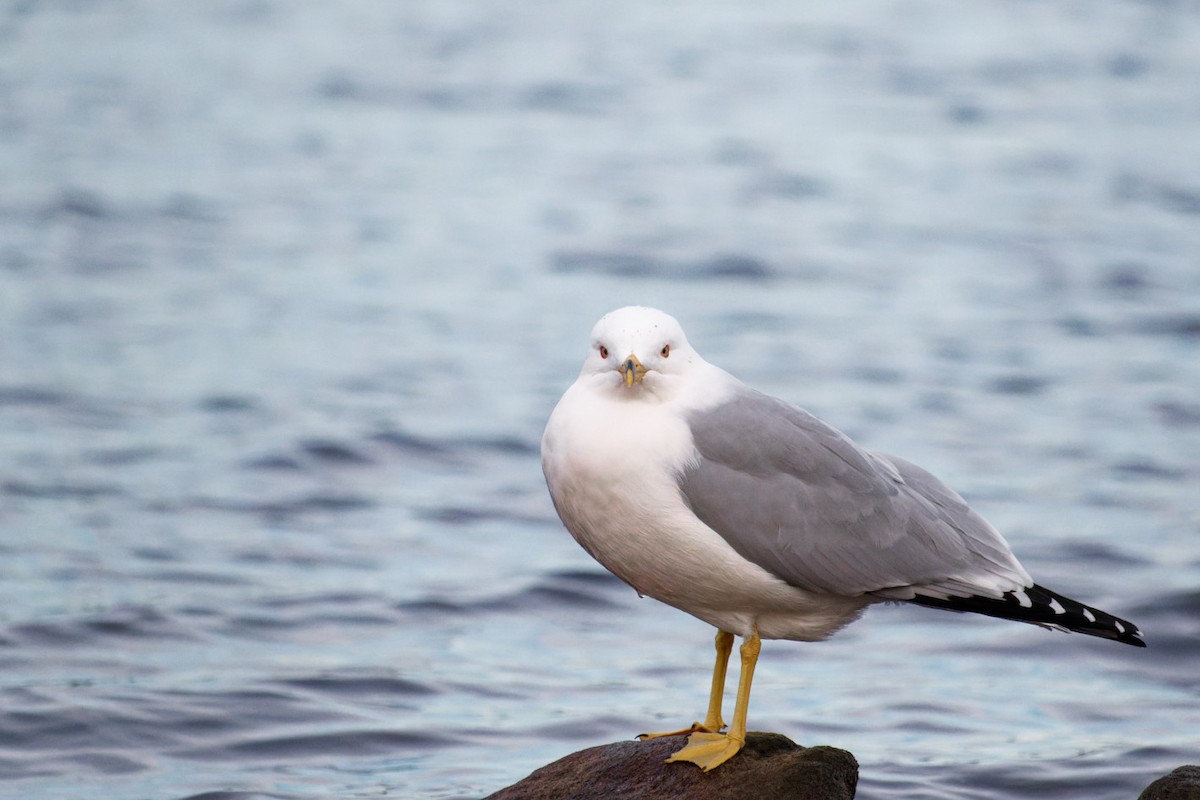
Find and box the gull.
[540,306,1145,772]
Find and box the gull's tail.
[908,584,1146,647]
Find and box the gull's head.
[580,306,696,396]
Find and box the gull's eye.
[599,345,609,359]
[661,344,670,358]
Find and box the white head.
[578,306,699,398]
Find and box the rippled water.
[2,2,1199,799]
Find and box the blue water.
[2,2,1198,798]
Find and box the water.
[2,2,1198,798]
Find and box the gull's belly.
[572,486,780,610]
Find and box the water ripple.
[7,606,192,648]
[178,729,460,761]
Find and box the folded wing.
[679,388,1031,601]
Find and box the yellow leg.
[702,629,735,731]
[639,629,734,739]
[665,627,761,771]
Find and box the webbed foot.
[664,730,745,771]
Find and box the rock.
[483,732,858,800]
[1139,766,1200,800]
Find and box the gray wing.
[679,388,1030,599]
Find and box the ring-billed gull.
[541,306,1145,771]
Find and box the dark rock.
[484,732,857,800]
[1139,766,1200,800]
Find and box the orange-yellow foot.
[664,730,745,771]
[637,721,720,740]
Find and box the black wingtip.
[909,583,1146,647]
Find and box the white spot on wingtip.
[1082,609,1096,622]
[1048,598,1066,615]
[1011,589,1032,608]
[1115,621,1126,634]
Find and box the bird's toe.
[638,721,720,740]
